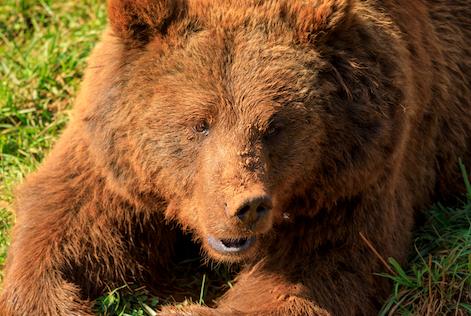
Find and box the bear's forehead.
[145,32,319,119]
[145,28,322,111]
[121,1,327,120]
[138,0,325,97]
[186,0,287,28]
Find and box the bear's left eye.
[266,126,278,136]
[263,123,283,141]
[193,120,210,136]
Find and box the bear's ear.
[107,0,185,43]
[287,0,353,43]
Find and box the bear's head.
[81,0,408,262]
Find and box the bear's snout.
[199,190,274,260]
[226,194,272,229]
[222,187,274,233]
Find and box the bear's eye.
[266,126,278,136]
[193,120,210,136]
[263,123,283,141]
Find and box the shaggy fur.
[1,0,470,315]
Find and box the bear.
[1,0,470,315]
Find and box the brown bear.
[1,0,470,315]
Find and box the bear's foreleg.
[158,235,399,316]
[158,265,331,315]
[0,135,177,315]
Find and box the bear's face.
[128,28,324,262]
[84,0,406,262]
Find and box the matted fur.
[1,0,470,315]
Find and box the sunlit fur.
[1,0,470,315]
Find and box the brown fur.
[1,0,470,315]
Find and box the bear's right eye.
[193,120,210,136]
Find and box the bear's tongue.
[220,238,248,248]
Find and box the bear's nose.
[228,195,272,227]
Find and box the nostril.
[236,204,251,220]
[234,195,272,222]
[256,204,268,214]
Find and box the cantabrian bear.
[1,0,470,315]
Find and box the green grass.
[0,1,470,315]
[380,202,471,315]
[94,285,161,316]
[378,165,471,315]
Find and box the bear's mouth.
[207,235,256,254]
